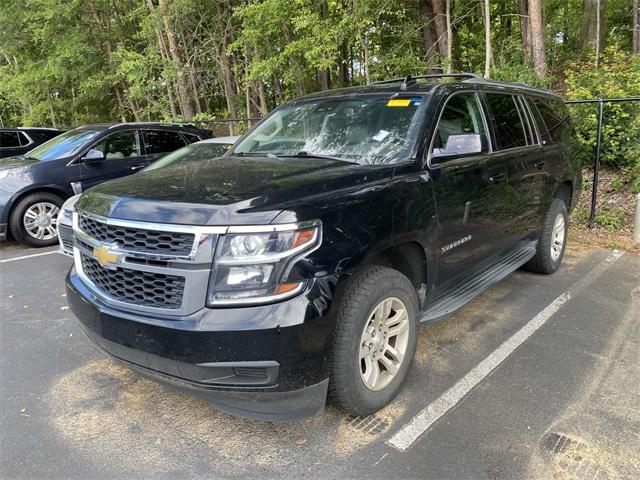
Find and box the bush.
[564,45,640,170]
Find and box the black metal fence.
[564,97,640,228]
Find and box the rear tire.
[524,198,568,274]
[328,266,418,416]
[9,192,63,247]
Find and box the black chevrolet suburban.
[65,74,583,421]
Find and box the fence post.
[588,99,604,229]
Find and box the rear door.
[482,92,548,242]
[141,129,188,165]
[428,91,510,283]
[79,129,147,191]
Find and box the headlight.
[206,221,322,306]
[59,194,81,222]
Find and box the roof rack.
[370,73,482,90]
[107,122,199,129]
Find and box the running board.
[419,241,537,324]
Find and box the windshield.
[146,142,232,171]
[27,129,101,161]
[232,95,427,165]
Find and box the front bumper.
[66,269,338,421]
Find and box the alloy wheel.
[550,213,565,262]
[359,297,410,391]
[23,202,59,240]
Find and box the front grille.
[58,224,73,252]
[80,253,185,309]
[79,216,194,256]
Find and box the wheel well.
[7,188,67,221]
[555,181,573,210]
[364,242,427,292]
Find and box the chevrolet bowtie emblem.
[93,245,121,268]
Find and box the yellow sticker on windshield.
[387,99,412,107]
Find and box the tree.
[529,0,547,78]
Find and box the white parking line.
[0,250,58,264]
[388,250,624,451]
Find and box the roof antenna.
[400,75,416,91]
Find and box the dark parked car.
[65,74,583,421]
[0,127,64,158]
[0,123,209,246]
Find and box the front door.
[427,91,509,284]
[79,130,148,191]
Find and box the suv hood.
[76,155,395,225]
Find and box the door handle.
[130,164,146,171]
[534,161,546,169]
[489,173,505,183]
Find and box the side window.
[182,133,201,144]
[17,132,32,146]
[432,93,486,151]
[0,132,22,148]
[485,94,528,150]
[93,131,141,159]
[532,97,573,143]
[143,130,187,155]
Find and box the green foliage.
[0,0,638,139]
[565,44,640,170]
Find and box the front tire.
[329,266,418,416]
[9,192,63,247]
[524,198,568,274]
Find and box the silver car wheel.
[23,202,59,240]
[359,297,410,391]
[550,213,566,262]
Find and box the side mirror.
[81,149,105,162]
[432,133,487,161]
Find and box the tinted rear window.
[182,133,202,144]
[142,130,187,155]
[485,94,528,150]
[0,132,21,148]
[531,97,573,143]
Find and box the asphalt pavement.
[0,239,638,480]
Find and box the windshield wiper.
[282,151,358,163]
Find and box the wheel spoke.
[24,210,37,220]
[378,353,399,376]
[384,307,407,328]
[365,358,380,388]
[359,342,370,360]
[384,345,404,365]
[388,319,409,337]
[45,226,56,238]
[36,226,45,239]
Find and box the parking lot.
[1,240,638,479]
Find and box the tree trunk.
[482,0,492,78]
[445,0,453,73]
[419,0,439,70]
[518,0,532,62]
[529,0,547,78]
[145,0,178,118]
[158,0,194,120]
[634,0,640,54]
[432,0,449,61]
[579,0,608,52]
